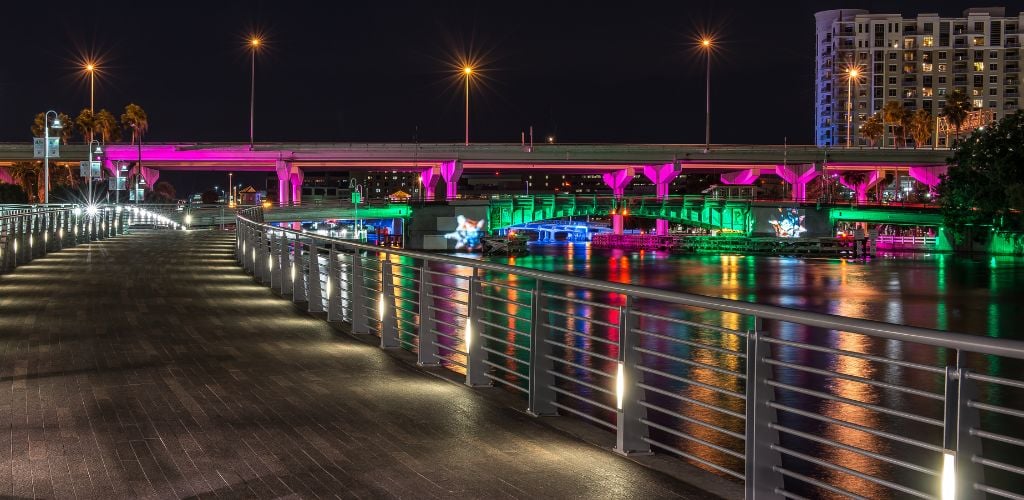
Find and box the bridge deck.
[0,230,715,498]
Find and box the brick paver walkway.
[0,230,718,499]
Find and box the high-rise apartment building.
[815,7,1022,147]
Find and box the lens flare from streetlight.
[463,66,473,75]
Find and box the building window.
[889,89,898,97]
[975,22,985,32]
[923,36,935,47]
[923,63,933,72]
[924,22,934,33]
[888,64,897,72]
[990,88,998,96]
[938,88,948,96]
[938,64,947,72]
[990,75,998,84]
[888,76,897,85]
[990,63,998,71]
[939,76,947,84]
[889,52,898,60]
[923,87,934,97]
[990,51,999,58]
[989,101,997,108]
[973,37,985,46]
[974,62,985,71]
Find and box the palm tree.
[31,112,72,143]
[75,108,97,144]
[909,109,935,148]
[881,101,902,148]
[94,109,121,143]
[860,113,884,147]
[120,103,149,145]
[942,90,973,145]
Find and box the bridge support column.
[275,161,291,206]
[602,167,635,235]
[775,164,819,202]
[908,165,948,194]
[838,171,883,204]
[720,168,761,185]
[642,163,681,236]
[289,167,305,206]
[440,160,463,200]
[421,166,440,201]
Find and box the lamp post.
[700,38,713,153]
[462,66,473,146]
[229,172,234,206]
[43,110,63,204]
[84,63,96,114]
[249,36,261,150]
[87,140,103,206]
[846,68,860,148]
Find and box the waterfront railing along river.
[237,206,1024,499]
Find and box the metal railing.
[236,205,1024,499]
[0,205,126,273]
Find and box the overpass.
[0,142,951,212]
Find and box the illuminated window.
[922,37,934,47]
[923,63,933,72]
[938,64,947,72]
[923,87,934,97]
[974,62,984,71]
[972,37,985,46]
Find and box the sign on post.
[351,191,361,204]
[79,161,101,177]
[32,138,60,158]
[109,177,126,190]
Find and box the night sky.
[0,1,1003,192]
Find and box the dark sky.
[0,2,1000,147]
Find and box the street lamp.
[249,36,262,150]
[43,110,63,204]
[229,172,234,206]
[87,140,103,206]
[462,66,473,146]
[700,37,713,153]
[84,62,96,114]
[846,67,860,148]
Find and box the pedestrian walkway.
[0,230,720,499]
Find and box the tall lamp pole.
[846,68,860,148]
[462,66,473,146]
[43,110,63,205]
[85,63,96,114]
[249,37,261,150]
[701,38,713,153]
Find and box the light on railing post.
[616,362,625,410]
[942,451,956,500]
[614,297,651,456]
[464,272,489,387]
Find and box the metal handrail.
[235,205,1024,499]
[0,204,127,274]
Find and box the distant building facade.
[815,7,1022,147]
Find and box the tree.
[120,103,149,145]
[75,109,97,144]
[942,90,973,144]
[94,109,121,143]
[938,111,1024,244]
[5,161,77,203]
[200,190,219,205]
[882,101,907,148]
[31,112,72,143]
[909,109,935,148]
[860,113,884,147]
[147,181,177,203]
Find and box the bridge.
[0,142,952,209]
[3,203,1020,499]
[497,221,613,242]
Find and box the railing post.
[281,234,294,296]
[254,228,267,283]
[307,239,325,313]
[270,232,283,290]
[947,351,984,500]
[380,258,399,348]
[615,296,651,455]
[416,264,439,366]
[327,244,343,322]
[236,221,243,262]
[527,279,557,416]
[350,251,368,334]
[292,239,308,303]
[744,318,784,499]
[464,271,489,387]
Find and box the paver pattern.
[0,230,716,499]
